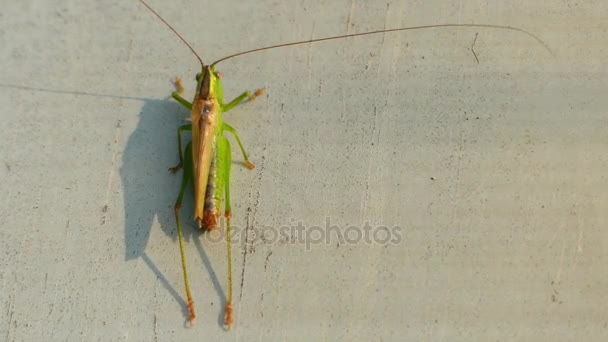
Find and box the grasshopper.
[139,0,551,329]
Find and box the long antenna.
[139,0,204,66]
[212,23,553,66]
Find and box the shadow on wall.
[120,95,226,325]
[0,82,229,325]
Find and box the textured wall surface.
[1,1,606,341]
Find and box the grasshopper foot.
[169,163,183,173]
[224,303,233,330]
[187,297,196,327]
[247,88,265,102]
[244,160,255,170]
[174,77,185,94]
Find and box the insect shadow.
[120,94,227,325]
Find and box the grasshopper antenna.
[139,0,205,66]
[212,23,553,66]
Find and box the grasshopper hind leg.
[218,136,235,329]
[174,142,196,325]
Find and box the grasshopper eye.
[195,73,201,81]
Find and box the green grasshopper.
[139,0,551,329]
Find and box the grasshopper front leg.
[172,78,193,110]
[222,88,264,113]
[169,79,194,173]
[220,89,263,170]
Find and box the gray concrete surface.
[1,0,607,341]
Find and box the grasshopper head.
[195,65,221,100]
